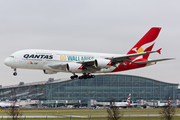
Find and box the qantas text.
[24,54,53,59]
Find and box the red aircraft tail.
[127,27,161,59]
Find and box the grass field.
[1,117,180,120]
[0,108,179,119]
[1,108,180,115]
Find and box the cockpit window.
[9,56,14,58]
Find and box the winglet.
[157,48,162,54]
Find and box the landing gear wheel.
[78,73,95,79]
[13,72,17,76]
[79,76,83,79]
[74,75,78,78]
[12,68,17,76]
[70,74,78,80]
[91,75,95,78]
[70,76,74,79]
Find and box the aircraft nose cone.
[4,58,10,66]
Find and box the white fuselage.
[115,102,129,107]
[4,49,126,73]
[157,102,170,107]
[0,102,11,108]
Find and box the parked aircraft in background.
[0,102,19,108]
[114,94,131,108]
[146,101,155,107]
[0,102,11,108]
[4,27,173,79]
[157,97,171,107]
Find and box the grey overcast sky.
[0,0,179,86]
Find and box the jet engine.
[95,59,112,68]
[43,70,57,74]
[66,63,84,73]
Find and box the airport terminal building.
[0,74,178,106]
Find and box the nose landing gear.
[12,68,17,76]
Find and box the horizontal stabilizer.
[135,58,175,64]
[106,49,160,63]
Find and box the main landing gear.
[70,74,78,80]
[70,73,95,80]
[13,68,17,76]
[78,73,95,79]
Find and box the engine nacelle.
[66,63,84,73]
[43,70,57,74]
[95,59,112,68]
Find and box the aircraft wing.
[134,58,174,64]
[77,60,94,66]
[48,49,167,71]
[105,50,160,63]
[48,63,67,70]
[76,60,100,72]
[48,60,99,73]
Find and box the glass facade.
[0,85,46,101]
[0,74,178,104]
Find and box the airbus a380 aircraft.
[4,27,173,79]
[157,97,171,107]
